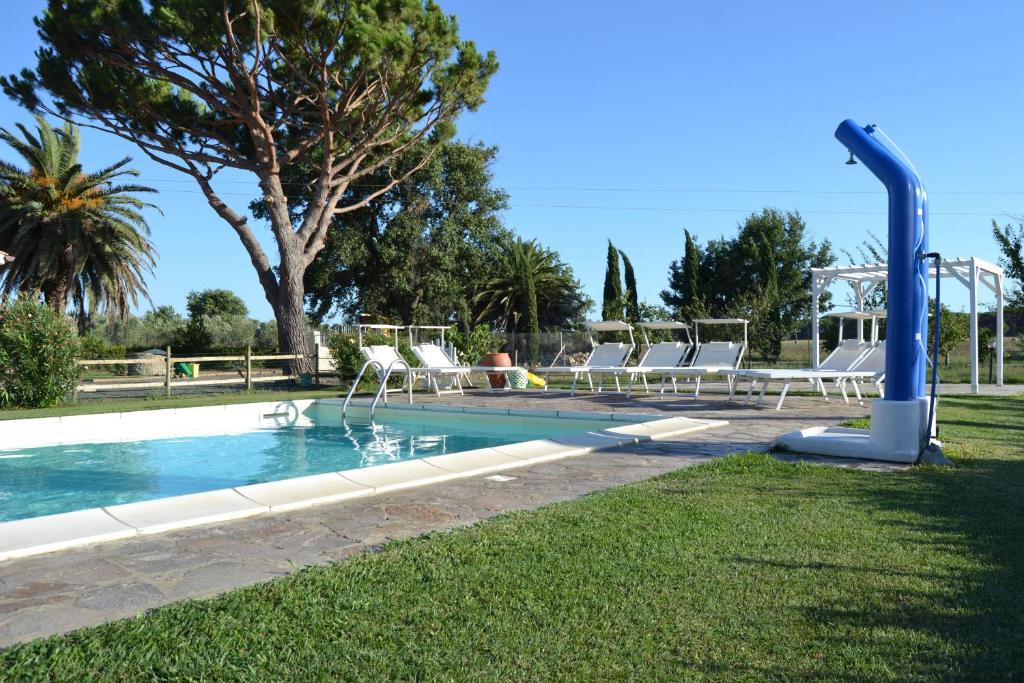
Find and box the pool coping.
[0,399,727,562]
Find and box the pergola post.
[969,258,979,394]
[854,281,865,341]
[996,272,1005,386]
[810,274,820,368]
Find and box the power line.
[143,188,1021,217]
[508,203,1016,217]
[131,176,1024,196]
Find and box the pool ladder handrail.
[342,358,414,419]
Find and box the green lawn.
[1,394,1022,679]
[0,387,342,421]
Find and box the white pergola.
[810,257,1005,393]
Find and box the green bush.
[79,335,128,375]
[0,300,81,409]
[449,326,503,366]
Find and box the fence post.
[245,345,253,392]
[313,342,321,386]
[165,346,172,398]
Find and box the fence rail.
[75,345,320,398]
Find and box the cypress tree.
[619,249,640,322]
[683,230,701,313]
[524,263,541,363]
[602,240,623,321]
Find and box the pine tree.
[602,240,623,321]
[619,249,640,322]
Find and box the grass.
[1,394,1023,679]
[0,387,342,421]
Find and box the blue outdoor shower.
[834,120,929,402]
[778,119,936,462]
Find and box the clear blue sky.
[2,0,1022,319]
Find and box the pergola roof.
[813,257,1003,293]
[822,309,887,320]
[585,320,633,332]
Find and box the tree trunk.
[274,265,312,375]
[43,278,70,317]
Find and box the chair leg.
[852,379,863,405]
[838,380,849,404]
[776,381,791,410]
[757,380,769,406]
[694,375,701,399]
[817,378,829,402]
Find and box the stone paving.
[0,385,881,648]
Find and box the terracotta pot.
[480,352,512,389]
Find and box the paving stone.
[74,582,165,611]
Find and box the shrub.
[449,326,503,366]
[0,299,81,409]
[79,336,128,375]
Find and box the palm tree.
[473,237,591,332]
[0,116,158,325]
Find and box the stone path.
[0,387,878,648]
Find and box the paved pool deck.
[0,386,882,648]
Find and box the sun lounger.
[725,341,885,410]
[641,341,745,398]
[543,321,635,395]
[586,341,692,396]
[411,343,472,396]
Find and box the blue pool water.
[0,408,625,522]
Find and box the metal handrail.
[341,358,414,418]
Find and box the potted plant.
[453,326,509,389]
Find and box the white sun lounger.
[411,343,472,396]
[633,341,744,398]
[543,321,635,395]
[725,341,885,410]
[588,341,692,396]
[547,342,633,395]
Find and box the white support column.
[811,276,820,368]
[854,282,865,341]
[969,259,979,394]
[996,272,1005,386]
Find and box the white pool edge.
[0,400,727,562]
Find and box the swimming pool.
[0,399,726,561]
[0,404,624,522]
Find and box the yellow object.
[526,371,546,388]
[190,363,200,378]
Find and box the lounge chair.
[647,341,745,398]
[542,321,635,395]
[589,341,692,397]
[543,342,633,395]
[410,343,472,396]
[725,341,885,410]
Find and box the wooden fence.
[75,345,322,397]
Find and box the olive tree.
[3,0,496,369]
